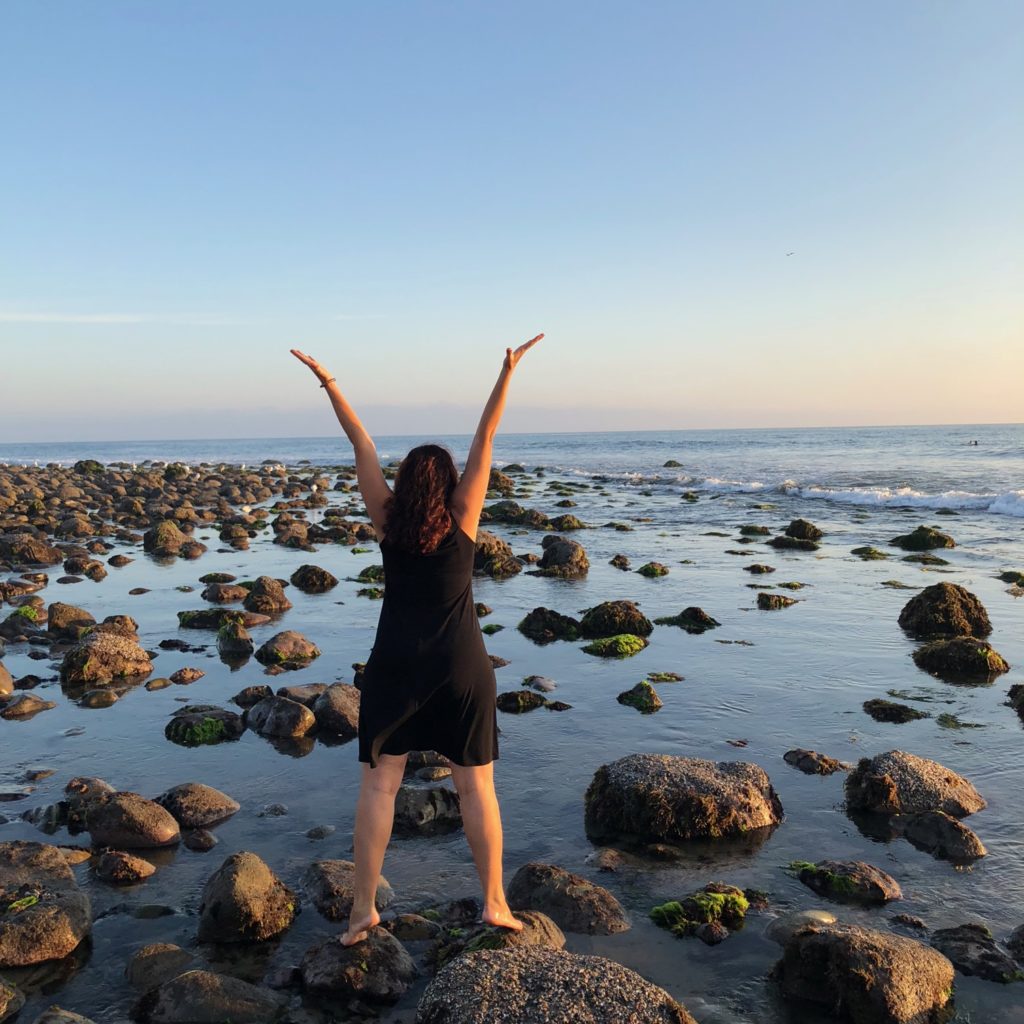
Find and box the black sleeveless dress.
[357,519,499,768]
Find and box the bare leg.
[342,752,408,945]
[449,761,523,931]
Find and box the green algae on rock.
[863,699,930,724]
[911,636,1009,683]
[579,599,653,638]
[788,859,902,905]
[653,607,721,633]
[890,525,956,551]
[636,561,670,577]
[581,634,649,658]
[617,681,663,714]
[650,883,750,941]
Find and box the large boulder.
[290,564,338,593]
[845,750,985,817]
[774,923,954,1024]
[517,607,580,644]
[59,629,153,686]
[911,637,1009,682]
[0,533,64,567]
[471,530,522,579]
[505,862,629,934]
[45,602,96,640]
[584,754,783,844]
[416,946,696,1023]
[197,851,296,943]
[254,631,320,668]
[0,841,92,968]
[897,582,992,638]
[890,525,955,551]
[785,519,823,541]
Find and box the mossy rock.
[863,699,929,723]
[480,623,504,635]
[902,553,949,565]
[517,607,581,644]
[890,525,955,551]
[739,525,771,536]
[852,546,889,560]
[997,570,1024,585]
[653,607,720,634]
[581,634,649,658]
[768,535,819,552]
[650,883,749,939]
[579,600,653,639]
[164,708,244,747]
[617,681,663,713]
[636,562,669,577]
[757,593,797,610]
[647,671,684,683]
[912,637,1009,682]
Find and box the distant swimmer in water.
[968,440,979,446]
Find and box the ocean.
[1,423,1022,1022]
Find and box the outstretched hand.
[291,348,332,383]
[504,333,544,373]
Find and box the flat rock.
[792,860,902,905]
[416,946,696,1023]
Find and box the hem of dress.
[360,745,499,769]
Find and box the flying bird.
[786,251,796,256]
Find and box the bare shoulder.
[450,508,477,545]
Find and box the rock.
[59,630,153,686]
[785,519,823,541]
[301,928,415,1004]
[852,546,890,560]
[0,979,24,1021]
[94,849,156,884]
[432,910,565,968]
[745,563,776,573]
[617,681,663,713]
[584,753,784,844]
[169,667,204,685]
[636,561,670,577]
[240,576,291,615]
[177,608,271,630]
[863,699,929,723]
[897,582,992,638]
[774,923,954,1024]
[580,634,649,658]
[845,750,985,817]
[757,593,797,610]
[290,564,338,593]
[506,862,629,935]
[790,860,902,905]
[0,840,92,968]
[154,783,240,829]
[766,909,838,946]
[85,793,181,849]
[386,913,443,941]
[529,535,589,579]
[164,706,245,747]
[610,553,630,570]
[254,630,320,668]
[416,946,696,1023]
[215,617,253,659]
[274,682,327,707]
[27,1008,96,1023]
[652,607,721,633]
[245,694,316,738]
[783,749,848,775]
[1,693,57,719]
[312,682,360,736]
[143,521,188,557]
[0,534,64,567]
[393,785,462,835]
[911,637,1009,682]
[1008,923,1024,961]
[197,851,296,943]
[497,689,547,713]
[579,600,653,638]
[303,859,393,921]
[768,535,819,551]
[231,684,273,708]
[517,607,580,643]
[524,675,557,692]
[649,883,749,941]
[0,662,12,697]
[183,831,218,852]
[200,582,249,603]
[133,969,286,1023]
[901,810,987,861]
[890,525,955,551]
[45,602,96,640]
[472,530,522,579]
[126,942,197,992]
[78,689,119,709]
[931,922,1022,983]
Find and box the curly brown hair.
[382,443,460,555]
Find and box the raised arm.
[290,348,392,542]
[450,334,543,541]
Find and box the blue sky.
[1,1,1021,441]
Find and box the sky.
[1,1,1021,442]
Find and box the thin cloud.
[0,311,243,325]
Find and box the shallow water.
[1,426,1023,1022]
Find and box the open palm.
[504,333,544,372]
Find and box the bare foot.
[340,907,380,946]
[481,906,524,932]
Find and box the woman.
[291,333,543,945]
